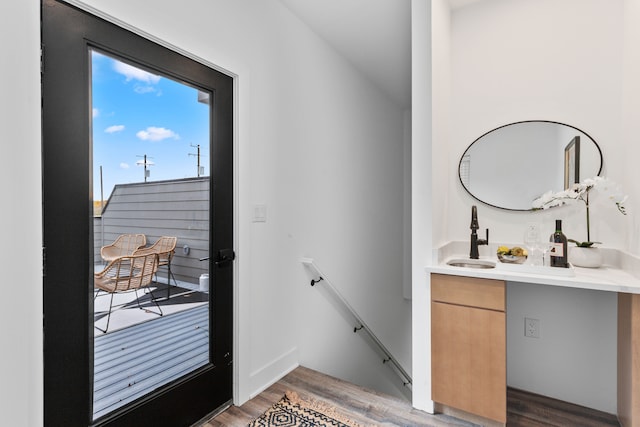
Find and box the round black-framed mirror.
[458,120,603,211]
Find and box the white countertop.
[427,241,640,294]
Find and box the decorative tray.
[497,253,527,264]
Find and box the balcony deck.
[93,288,209,420]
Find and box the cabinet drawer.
[431,273,505,311]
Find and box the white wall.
[431,0,453,252]
[448,0,624,248]
[411,0,454,413]
[437,0,625,414]
[0,0,43,425]
[411,0,436,413]
[403,109,412,300]
[284,16,411,397]
[623,0,640,257]
[507,283,618,414]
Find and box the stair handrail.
[301,257,412,391]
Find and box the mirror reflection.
[459,121,603,211]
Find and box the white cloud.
[136,126,179,142]
[120,162,130,169]
[134,85,157,95]
[105,125,125,134]
[113,61,161,84]
[93,108,99,118]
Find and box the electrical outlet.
[525,317,540,338]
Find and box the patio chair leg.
[169,270,178,286]
[152,264,178,300]
[166,262,178,299]
[94,292,115,334]
[135,288,163,317]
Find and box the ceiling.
[278,0,412,108]
[278,0,484,110]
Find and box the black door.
[42,1,233,425]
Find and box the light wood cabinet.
[618,293,640,427]
[431,273,506,424]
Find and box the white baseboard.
[249,347,299,400]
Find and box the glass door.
[42,1,234,425]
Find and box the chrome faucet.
[470,205,489,259]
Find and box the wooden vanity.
[431,274,506,424]
[428,245,640,427]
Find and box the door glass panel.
[90,49,211,420]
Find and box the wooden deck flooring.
[201,366,620,427]
[93,304,209,420]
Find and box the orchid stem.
[586,191,590,243]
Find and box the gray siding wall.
[94,178,209,285]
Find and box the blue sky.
[91,50,210,199]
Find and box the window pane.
[91,49,211,420]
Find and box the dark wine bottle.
[549,219,568,268]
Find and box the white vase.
[569,246,603,268]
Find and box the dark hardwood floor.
[199,366,473,426]
[198,366,620,426]
[507,388,619,427]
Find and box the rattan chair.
[133,236,178,298]
[94,252,162,333]
[100,233,147,262]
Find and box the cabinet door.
[432,301,506,423]
[618,292,640,427]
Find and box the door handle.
[215,248,235,267]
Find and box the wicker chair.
[133,236,178,298]
[94,252,162,333]
[100,233,147,262]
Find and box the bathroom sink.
[446,258,496,269]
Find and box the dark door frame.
[42,1,234,425]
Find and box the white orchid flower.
[531,176,628,246]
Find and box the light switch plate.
[252,204,267,223]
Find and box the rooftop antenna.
[188,143,204,177]
[136,154,154,182]
[100,165,104,253]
